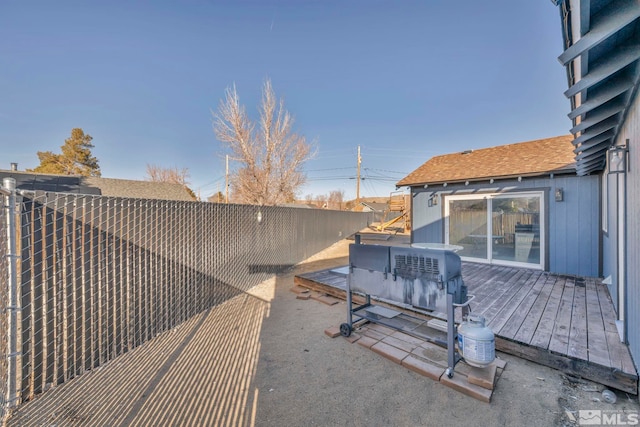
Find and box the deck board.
[513,274,556,345]
[606,330,627,372]
[294,261,638,394]
[568,279,589,360]
[487,273,540,331]
[469,267,519,306]
[472,268,525,316]
[485,271,543,334]
[475,269,531,321]
[529,275,565,350]
[585,277,610,366]
[548,277,575,355]
[596,281,619,333]
[497,273,549,340]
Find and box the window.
[444,192,544,269]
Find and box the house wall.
[410,173,600,277]
[611,86,640,367]
[603,172,618,309]
[411,191,444,243]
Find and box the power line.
[306,176,356,181]
[195,176,226,191]
[359,146,440,155]
[363,167,408,175]
[305,166,354,172]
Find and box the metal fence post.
[2,178,19,409]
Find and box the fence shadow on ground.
[5,253,350,426]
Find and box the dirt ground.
[5,231,639,426]
[246,234,640,427]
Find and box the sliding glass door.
[445,192,543,268]
[447,198,488,258]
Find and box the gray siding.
[411,191,444,243]
[603,174,618,310]
[409,173,600,277]
[614,88,640,368]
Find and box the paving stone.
[356,336,378,349]
[367,323,397,336]
[440,372,492,403]
[467,364,497,390]
[411,342,448,367]
[311,293,340,306]
[371,341,409,364]
[493,357,507,370]
[495,360,506,380]
[324,326,341,338]
[359,327,388,341]
[402,355,445,381]
[344,333,361,343]
[452,360,474,376]
[390,331,425,347]
[382,335,418,353]
[296,293,311,300]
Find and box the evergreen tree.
[30,128,101,176]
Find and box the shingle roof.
[83,176,194,201]
[0,171,101,194]
[396,135,576,187]
[0,171,195,201]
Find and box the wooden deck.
[294,262,638,394]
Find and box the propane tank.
[457,314,495,368]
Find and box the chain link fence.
[0,185,11,421]
[1,188,372,420]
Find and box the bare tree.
[145,164,197,200]
[213,79,314,206]
[146,164,190,184]
[327,190,345,210]
[315,194,328,209]
[207,191,225,203]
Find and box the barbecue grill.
[341,242,473,377]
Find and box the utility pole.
[356,145,361,206]
[225,154,229,204]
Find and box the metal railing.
[0,185,371,420]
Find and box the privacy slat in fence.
[1,190,372,418]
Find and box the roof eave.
[397,167,576,188]
[556,0,640,174]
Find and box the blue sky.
[0,1,571,201]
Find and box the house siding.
[613,87,640,368]
[603,174,618,310]
[411,191,444,243]
[409,173,599,277]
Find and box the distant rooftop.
[397,135,576,187]
[0,170,195,202]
